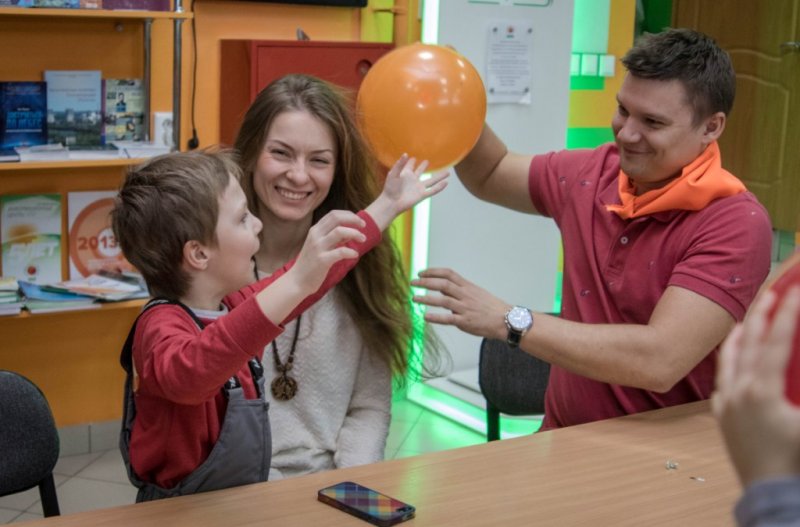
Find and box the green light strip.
[565,126,615,149]
[410,200,431,284]
[405,198,432,386]
[553,245,563,314]
[421,0,440,45]
[569,76,605,90]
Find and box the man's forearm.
[521,314,688,392]
[518,288,734,392]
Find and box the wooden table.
[25,400,740,526]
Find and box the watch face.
[507,306,533,331]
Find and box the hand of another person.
[712,286,800,487]
[288,210,366,294]
[411,267,510,340]
[366,154,449,231]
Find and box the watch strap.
[506,328,523,348]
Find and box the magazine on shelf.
[19,280,99,314]
[97,269,146,288]
[1,194,62,284]
[0,148,20,163]
[32,0,80,7]
[14,143,69,161]
[24,298,100,314]
[103,0,169,10]
[0,275,19,292]
[0,81,47,150]
[19,280,89,300]
[103,79,145,143]
[0,277,23,316]
[67,144,122,160]
[111,140,170,159]
[47,273,146,301]
[44,70,103,147]
[67,190,134,279]
[0,300,23,316]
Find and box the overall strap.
[120,298,205,375]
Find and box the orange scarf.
[606,141,745,219]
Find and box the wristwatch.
[504,306,534,348]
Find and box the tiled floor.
[0,398,485,524]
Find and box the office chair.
[0,370,61,517]
[478,338,550,441]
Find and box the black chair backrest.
[478,338,550,416]
[0,370,60,496]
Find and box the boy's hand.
[256,211,369,325]
[366,154,450,231]
[288,210,367,294]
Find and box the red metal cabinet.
[219,40,393,145]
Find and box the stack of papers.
[0,148,20,163]
[14,144,70,162]
[111,141,170,159]
[0,276,23,316]
[48,274,148,301]
[18,280,99,314]
[67,144,123,160]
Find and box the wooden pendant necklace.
[270,313,302,400]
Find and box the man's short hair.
[621,28,735,124]
[112,149,241,300]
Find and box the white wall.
[424,0,574,373]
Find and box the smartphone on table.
[317,481,416,526]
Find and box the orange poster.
[67,191,133,279]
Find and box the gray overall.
[119,299,272,502]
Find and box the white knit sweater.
[261,284,392,479]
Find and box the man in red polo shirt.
[412,28,772,429]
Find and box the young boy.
[112,150,446,501]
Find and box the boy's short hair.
[112,149,242,300]
[621,28,735,124]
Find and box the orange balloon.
[357,43,487,172]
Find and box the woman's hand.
[713,286,800,486]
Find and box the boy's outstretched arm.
[254,210,373,325]
[366,154,449,231]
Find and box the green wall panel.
[566,126,614,149]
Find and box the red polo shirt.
[529,144,772,429]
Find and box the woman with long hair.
[234,73,444,478]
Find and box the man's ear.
[702,111,726,144]
[183,240,210,271]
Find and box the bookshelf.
[0,5,191,427]
[0,159,144,171]
[0,7,192,19]
[0,298,146,426]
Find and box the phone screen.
[318,481,415,527]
